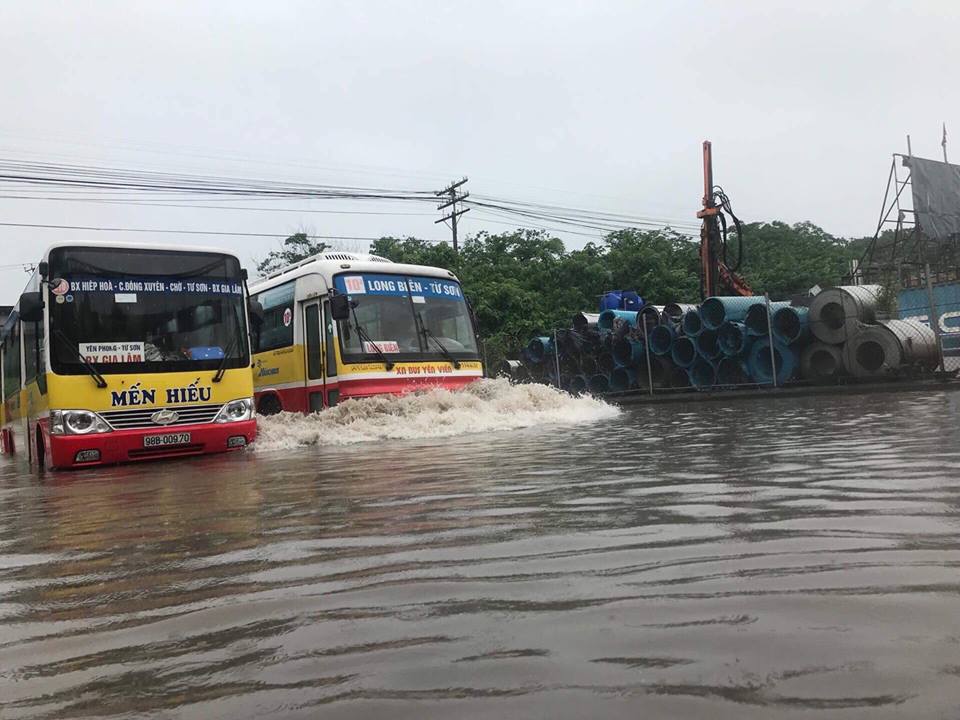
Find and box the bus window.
[254,281,295,352]
[22,319,43,385]
[324,301,337,377]
[3,324,20,399]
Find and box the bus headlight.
[215,398,253,423]
[50,410,112,435]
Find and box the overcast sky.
[1,1,958,302]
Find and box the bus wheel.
[35,428,45,470]
[257,395,282,416]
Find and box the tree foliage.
[256,232,328,275]
[370,222,864,369]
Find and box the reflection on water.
[2,387,960,719]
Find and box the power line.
[435,178,470,253]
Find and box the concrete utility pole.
[435,178,469,253]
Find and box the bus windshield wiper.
[350,304,394,370]
[418,314,461,369]
[54,328,107,388]
[214,306,245,382]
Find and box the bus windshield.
[334,272,479,361]
[49,247,249,376]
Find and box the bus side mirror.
[247,298,264,327]
[38,261,49,281]
[19,292,43,323]
[330,294,351,321]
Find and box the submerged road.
[1,384,960,719]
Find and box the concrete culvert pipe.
[716,356,750,386]
[808,285,881,344]
[842,319,938,377]
[663,303,697,325]
[772,306,809,345]
[700,296,767,330]
[671,335,697,368]
[748,338,797,385]
[800,342,845,382]
[681,308,705,337]
[688,356,717,389]
[612,337,645,366]
[568,375,588,395]
[744,301,790,336]
[717,321,749,356]
[649,324,676,355]
[695,328,723,360]
[609,366,637,392]
[587,373,610,394]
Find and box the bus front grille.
[100,404,222,430]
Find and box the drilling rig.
[696,141,753,299]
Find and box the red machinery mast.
[695,141,752,299]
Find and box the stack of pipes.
[501,284,940,394]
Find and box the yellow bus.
[0,242,258,469]
[249,252,483,413]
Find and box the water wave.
[254,378,619,450]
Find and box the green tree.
[256,232,328,275]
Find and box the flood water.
[2,380,960,719]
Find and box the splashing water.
[254,378,619,450]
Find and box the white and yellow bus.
[249,252,484,413]
[0,242,258,469]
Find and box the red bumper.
[339,374,480,400]
[48,419,258,469]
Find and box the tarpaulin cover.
[908,155,960,240]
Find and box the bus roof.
[249,251,461,294]
[39,240,244,261]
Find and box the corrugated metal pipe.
[612,337,645,367]
[688,356,717,389]
[671,336,697,368]
[744,301,791,336]
[663,302,698,325]
[772,306,809,345]
[572,312,600,331]
[695,328,723,360]
[524,336,553,364]
[609,366,637,392]
[717,321,749,356]
[808,285,881,344]
[649,324,676,355]
[716,356,750,386]
[748,338,797,385]
[681,308,705,336]
[700,296,768,330]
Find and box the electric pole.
[435,178,469,253]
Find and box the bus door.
[302,300,326,412]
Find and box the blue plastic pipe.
[716,356,750,386]
[525,336,553,364]
[671,336,697,368]
[568,375,588,395]
[695,328,723,360]
[772,306,809,345]
[609,366,637,392]
[587,373,610,394]
[598,309,639,332]
[681,308,704,337]
[688,356,717,390]
[648,324,676,355]
[612,336,645,366]
[717,321,749,356]
[744,301,791,336]
[747,338,797,385]
[700,296,768,330]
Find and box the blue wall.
[899,282,960,356]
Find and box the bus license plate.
[143,432,191,448]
